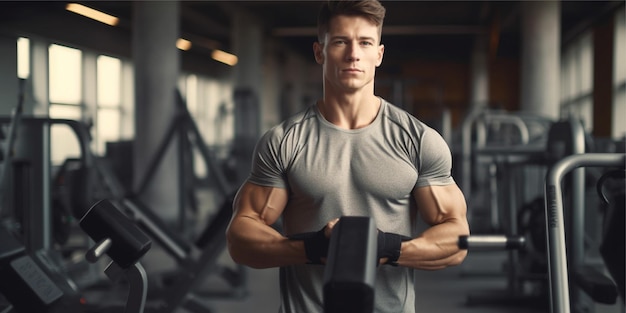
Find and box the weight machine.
[90,90,245,313]
[461,152,626,313]
[458,108,553,231]
[0,80,89,313]
[0,86,245,312]
[457,109,612,313]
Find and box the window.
[48,44,83,165]
[95,55,122,155]
[180,73,235,177]
[180,74,234,154]
[49,44,82,105]
[17,37,29,79]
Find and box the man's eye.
[334,40,346,45]
[361,41,373,46]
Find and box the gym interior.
[0,1,624,313]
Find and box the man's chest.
[286,137,418,200]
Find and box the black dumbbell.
[324,216,378,313]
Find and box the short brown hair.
[317,0,386,43]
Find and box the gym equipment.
[0,78,25,216]
[132,90,233,233]
[88,91,245,312]
[458,235,526,251]
[0,117,103,291]
[596,169,625,300]
[459,108,553,229]
[0,85,78,313]
[324,216,378,313]
[565,168,624,306]
[140,193,236,313]
[0,117,94,253]
[544,153,625,313]
[0,223,64,313]
[289,216,380,313]
[0,119,90,312]
[460,118,587,310]
[0,99,241,313]
[322,219,531,313]
[79,199,152,313]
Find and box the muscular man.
[226,1,470,312]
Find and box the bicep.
[232,181,288,226]
[413,184,467,226]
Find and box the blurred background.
[0,1,624,313]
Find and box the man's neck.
[318,92,381,130]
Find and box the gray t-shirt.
[248,98,455,313]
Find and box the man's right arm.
[226,181,307,268]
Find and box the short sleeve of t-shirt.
[415,127,455,187]
[248,126,288,189]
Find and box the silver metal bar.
[85,238,112,263]
[125,263,148,313]
[458,235,526,250]
[544,153,625,313]
[104,262,148,313]
[483,114,530,144]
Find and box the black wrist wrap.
[377,232,411,266]
[288,227,329,264]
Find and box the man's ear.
[313,41,324,65]
[376,44,385,67]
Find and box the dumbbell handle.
[86,238,112,263]
[458,235,525,250]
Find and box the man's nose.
[346,41,361,62]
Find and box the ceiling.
[0,1,623,67]
[168,0,622,63]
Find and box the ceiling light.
[66,3,119,26]
[211,50,238,66]
[176,38,192,51]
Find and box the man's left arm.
[396,184,470,270]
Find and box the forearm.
[226,216,307,268]
[396,219,469,270]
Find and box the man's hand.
[288,218,340,264]
[377,231,411,266]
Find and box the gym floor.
[204,251,545,313]
[202,251,623,313]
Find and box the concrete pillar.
[231,9,263,184]
[262,42,281,130]
[592,15,614,138]
[132,1,180,221]
[281,53,309,120]
[520,0,560,119]
[0,35,19,115]
[470,35,490,111]
[232,10,262,96]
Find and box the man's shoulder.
[283,105,317,127]
[381,99,426,129]
[264,105,318,139]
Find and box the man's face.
[314,15,384,93]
